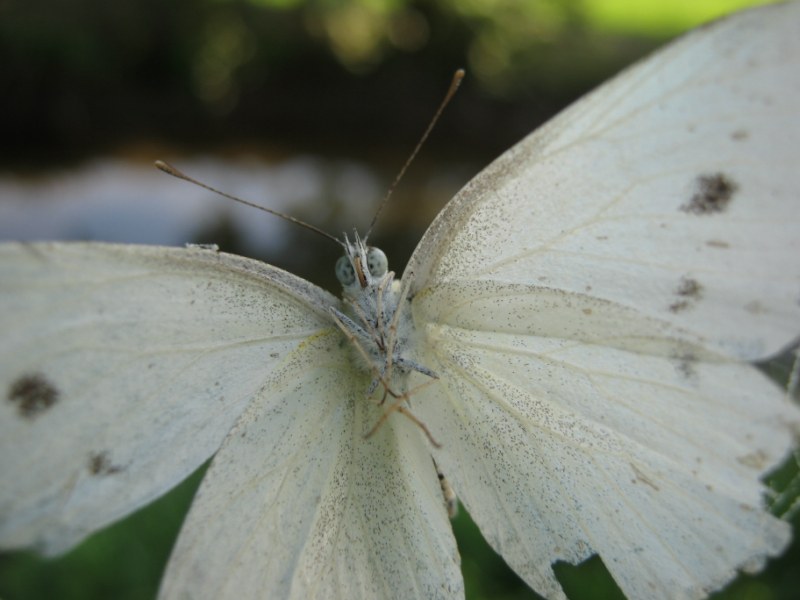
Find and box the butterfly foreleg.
[363,376,442,448]
[394,356,438,380]
[329,308,394,397]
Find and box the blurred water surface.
[0,152,472,292]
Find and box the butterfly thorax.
[330,233,440,443]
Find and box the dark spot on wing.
[681,173,738,215]
[705,239,730,249]
[7,373,59,419]
[669,277,703,313]
[88,451,124,476]
[731,129,749,141]
[677,277,702,299]
[669,300,690,313]
[672,350,697,379]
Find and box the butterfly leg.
[363,376,442,447]
[432,457,458,518]
[329,305,442,447]
[330,308,395,395]
[395,356,438,379]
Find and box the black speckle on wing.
[669,276,703,313]
[7,372,59,419]
[681,173,738,215]
[88,451,124,476]
[671,350,698,380]
[730,129,749,141]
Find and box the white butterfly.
[2,3,800,599]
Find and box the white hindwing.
[159,332,461,600]
[406,4,800,599]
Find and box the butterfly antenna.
[154,160,344,248]
[364,68,465,242]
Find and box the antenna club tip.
[446,69,466,96]
[154,160,184,179]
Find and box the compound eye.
[366,247,388,278]
[335,255,356,286]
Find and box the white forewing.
[159,332,462,600]
[0,242,337,554]
[405,3,800,599]
[408,2,800,361]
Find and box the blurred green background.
[1,0,798,599]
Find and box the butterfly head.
[335,232,389,297]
